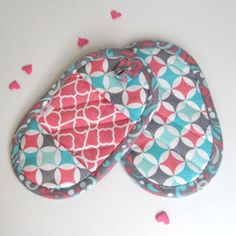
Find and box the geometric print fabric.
[131,46,213,187]
[19,119,90,189]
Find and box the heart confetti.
[21,64,32,75]
[155,211,170,225]
[9,80,21,90]
[77,37,89,48]
[111,10,122,20]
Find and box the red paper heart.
[21,64,32,75]
[155,211,169,224]
[111,10,122,20]
[77,37,89,48]
[9,80,21,90]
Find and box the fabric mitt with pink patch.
[11,48,159,199]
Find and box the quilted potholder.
[122,40,223,197]
[11,48,159,199]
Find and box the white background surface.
[0,0,236,235]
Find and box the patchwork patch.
[36,75,134,172]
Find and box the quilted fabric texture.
[11,41,223,199]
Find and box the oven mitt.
[11,48,159,199]
[122,40,223,197]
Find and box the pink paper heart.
[111,10,122,20]
[155,211,170,224]
[9,80,21,90]
[21,64,32,75]
[77,37,89,48]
